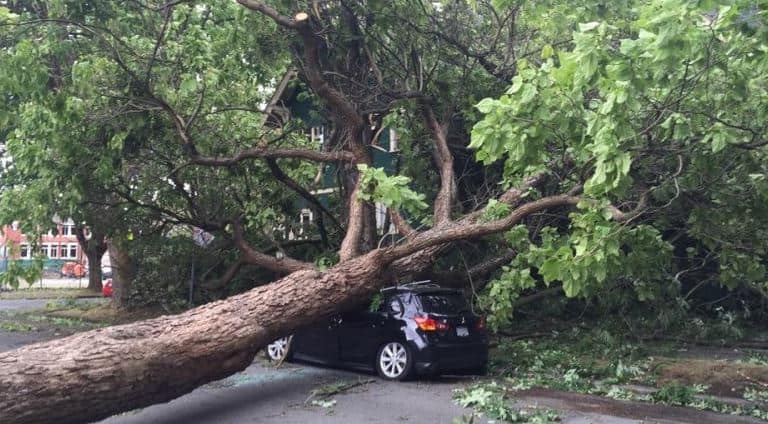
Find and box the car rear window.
[418,293,469,314]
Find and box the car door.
[336,308,383,365]
[291,315,339,364]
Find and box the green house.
[265,71,400,239]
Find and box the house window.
[310,126,325,146]
[60,244,77,259]
[41,244,49,258]
[61,224,76,236]
[68,244,78,259]
[298,209,313,238]
[48,244,58,259]
[19,244,30,259]
[300,209,313,225]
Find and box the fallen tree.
[0,187,614,424]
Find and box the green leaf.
[541,44,554,60]
[179,76,198,94]
[539,259,561,283]
[579,22,600,32]
[475,98,496,113]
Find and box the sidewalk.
[5,277,91,290]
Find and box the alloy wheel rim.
[379,342,407,378]
[267,337,289,360]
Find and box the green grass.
[0,309,108,334]
[0,288,100,300]
[0,321,36,332]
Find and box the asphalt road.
[101,361,480,424]
[97,359,761,424]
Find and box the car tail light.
[415,315,450,332]
[475,316,486,331]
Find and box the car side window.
[372,295,391,313]
[387,297,404,316]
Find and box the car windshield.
[418,293,469,315]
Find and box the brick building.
[0,218,85,273]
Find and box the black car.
[265,283,488,380]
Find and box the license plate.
[456,326,469,337]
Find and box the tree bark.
[108,241,135,307]
[85,247,105,291]
[74,226,107,291]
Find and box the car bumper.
[411,341,488,375]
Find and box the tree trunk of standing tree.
[108,241,135,307]
[85,249,104,291]
[74,226,108,291]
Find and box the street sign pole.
[189,261,194,306]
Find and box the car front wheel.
[376,341,413,381]
[266,337,291,361]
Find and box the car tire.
[265,337,292,362]
[375,341,413,381]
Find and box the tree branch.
[420,102,455,224]
[733,139,768,150]
[202,257,245,290]
[230,218,314,274]
[390,209,416,240]
[145,6,173,84]
[384,187,649,265]
[437,249,517,289]
[264,158,342,230]
[338,175,366,261]
[190,146,355,166]
[236,0,299,29]
[383,195,571,263]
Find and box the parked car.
[265,283,488,381]
[102,278,113,297]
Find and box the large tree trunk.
[0,251,388,424]
[86,250,104,291]
[85,240,107,292]
[74,227,108,291]
[108,241,135,307]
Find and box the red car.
[102,279,113,297]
